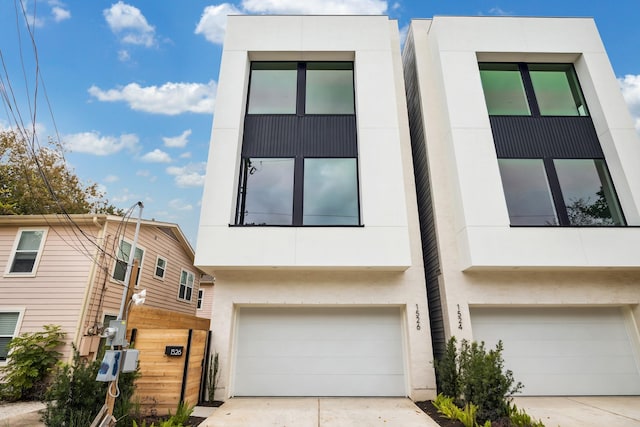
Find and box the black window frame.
[235,61,361,227]
[481,62,627,227]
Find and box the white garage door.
[233,307,406,396]
[471,307,640,395]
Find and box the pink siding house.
[0,214,203,363]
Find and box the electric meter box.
[106,319,127,347]
[122,349,139,373]
[96,350,122,382]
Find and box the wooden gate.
[127,306,210,415]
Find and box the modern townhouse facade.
[195,15,436,400]
[403,16,640,395]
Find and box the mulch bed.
[415,401,464,427]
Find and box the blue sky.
[1,0,639,245]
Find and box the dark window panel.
[498,159,558,225]
[554,159,625,225]
[303,158,359,225]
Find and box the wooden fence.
[127,306,210,415]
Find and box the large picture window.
[237,61,360,226]
[479,62,588,117]
[498,158,624,226]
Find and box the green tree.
[0,130,120,215]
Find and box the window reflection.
[303,159,359,225]
[247,63,297,114]
[529,64,588,116]
[479,63,530,115]
[239,158,294,225]
[305,63,355,114]
[554,159,624,225]
[498,159,558,225]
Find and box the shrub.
[508,403,545,427]
[0,324,65,401]
[458,339,523,422]
[434,337,524,424]
[435,337,460,400]
[43,348,138,426]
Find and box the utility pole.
[118,202,144,320]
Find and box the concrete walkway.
[199,397,439,427]
[514,396,640,427]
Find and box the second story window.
[5,229,47,275]
[236,61,360,226]
[178,269,194,302]
[113,240,144,285]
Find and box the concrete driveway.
[198,397,439,427]
[514,396,640,427]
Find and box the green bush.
[43,348,138,426]
[508,403,545,427]
[0,324,65,401]
[434,337,524,424]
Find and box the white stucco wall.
[197,16,436,400]
[195,15,414,270]
[408,17,640,344]
[410,17,640,271]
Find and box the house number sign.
[415,304,422,331]
[165,346,184,357]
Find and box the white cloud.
[88,81,216,115]
[180,152,192,159]
[104,1,156,47]
[51,6,71,22]
[166,162,207,187]
[196,0,388,44]
[163,129,192,148]
[118,50,131,62]
[111,188,139,204]
[141,148,172,163]
[195,3,241,44]
[169,199,194,211]
[136,169,150,177]
[487,7,511,16]
[619,74,640,133]
[241,0,387,14]
[104,175,119,183]
[64,131,139,155]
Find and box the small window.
[0,312,21,361]
[479,63,531,115]
[154,256,167,280]
[197,289,204,310]
[529,64,588,116]
[247,62,297,114]
[554,159,624,225]
[498,159,558,225]
[113,240,144,285]
[6,229,47,275]
[178,270,195,302]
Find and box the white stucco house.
[195,15,436,400]
[403,16,640,395]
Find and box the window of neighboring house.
[479,62,588,116]
[178,270,194,302]
[113,240,144,285]
[498,158,624,226]
[237,61,360,226]
[197,289,204,310]
[97,314,117,356]
[0,311,21,361]
[5,229,47,275]
[154,256,167,280]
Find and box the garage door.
[233,307,406,396]
[471,307,640,395]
